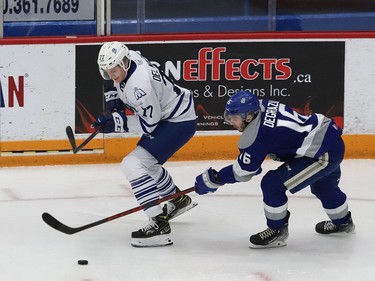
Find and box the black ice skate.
[165,194,198,220]
[315,211,355,234]
[131,208,173,248]
[249,211,290,249]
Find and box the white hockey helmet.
[97,41,131,80]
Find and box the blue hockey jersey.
[222,99,343,183]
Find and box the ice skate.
[165,194,198,220]
[249,211,290,249]
[131,208,173,248]
[315,211,355,234]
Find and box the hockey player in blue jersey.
[195,90,355,248]
[93,41,197,247]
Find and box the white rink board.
[0,44,75,141]
[345,39,375,134]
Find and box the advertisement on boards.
[75,41,344,133]
[0,44,75,141]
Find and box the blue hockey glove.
[92,111,128,133]
[195,168,224,195]
[104,87,125,112]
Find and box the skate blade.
[131,234,173,248]
[169,201,198,221]
[318,229,356,235]
[249,240,287,249]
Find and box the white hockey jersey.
[113,50,196,134]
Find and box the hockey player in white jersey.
[195,90,355,249]
[93,41,197,247]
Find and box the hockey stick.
[73,127,101,154]
[65,125,102,154]
[65,126,77,151]
[42,186,196,235]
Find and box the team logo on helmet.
[240,97,246,104]
[112,48,117,54]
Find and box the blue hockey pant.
[261,140,348,229]
[138,120,196,164]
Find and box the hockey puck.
[78,260,88,265]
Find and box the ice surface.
[1,159,374,281]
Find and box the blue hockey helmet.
[224,90,260,126]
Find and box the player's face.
[227,115,245,132]
[107,65,126,83]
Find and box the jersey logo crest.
[134,87,147,100]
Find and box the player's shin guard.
[156,167,198,220]
[155,167,177,197]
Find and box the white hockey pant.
[121,146,177,218]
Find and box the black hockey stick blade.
[65,126,77,151]
[42,212,79,235]
[42,186,196,235]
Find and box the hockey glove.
[92,111,128,133]
[104,87,126,112]
[195,168,224,195]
